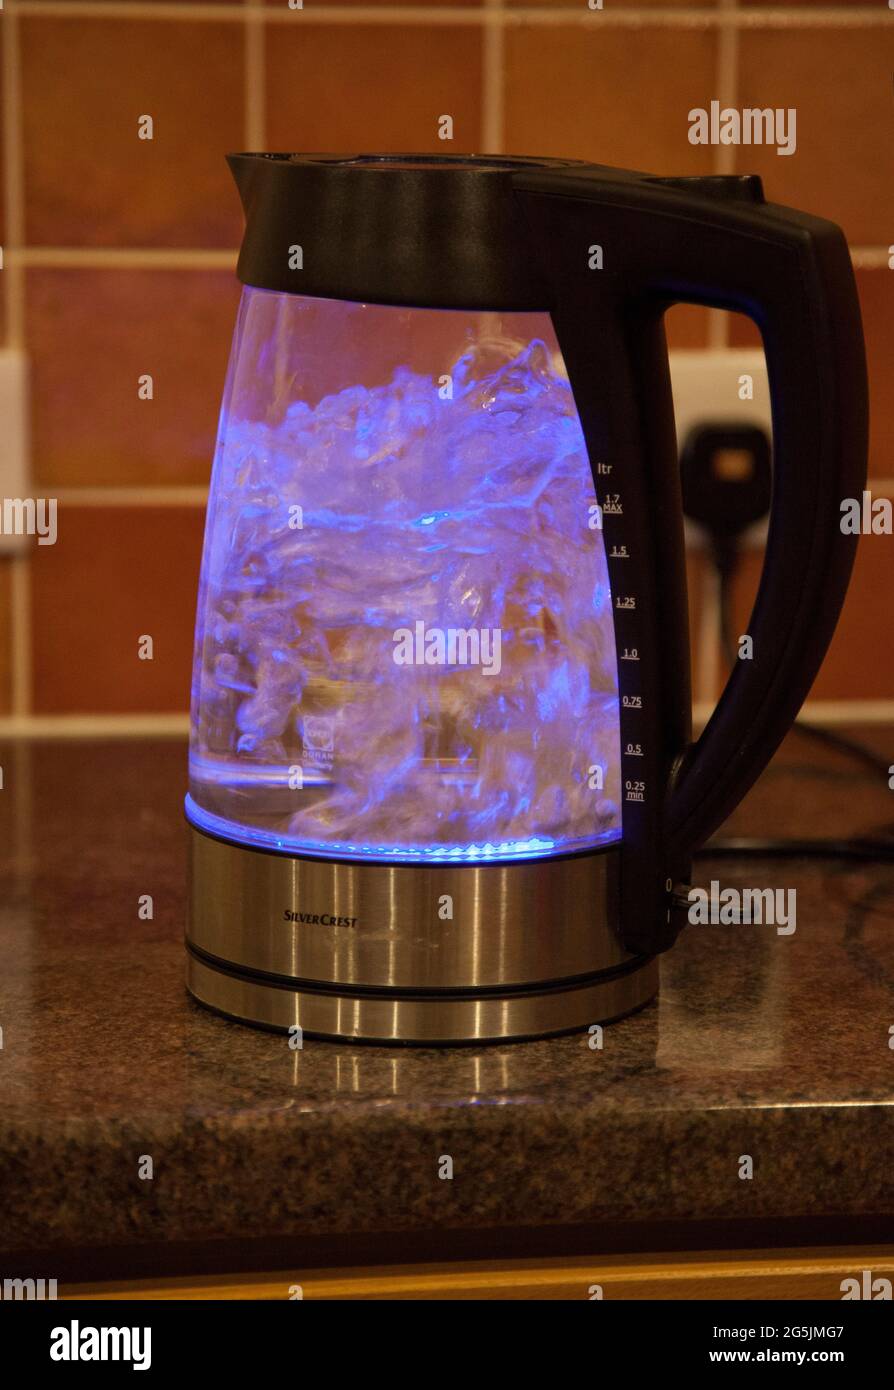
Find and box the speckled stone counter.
[1,733,893,1270]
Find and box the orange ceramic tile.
[811,522,894,700]
[31,506,205,714]
[730,269,893,480]
[0,558,11,715]
[504,24,718,172]
[0,24,5,252]
[265,0,478,5]
[507,0,714,6]
[743,1,858,6]
[666,304,711,350]
[727,310,763,351]
[854,268,894,481]
[21,17,244,248]
[27,268,240,489]
[265,25,483,152]
[71,0,243,5]
[730,518,894,703]
[736,26,894,246]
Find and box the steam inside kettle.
[188,291,622,862]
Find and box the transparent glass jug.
[185,153,865,1042]
[187,288,622,863]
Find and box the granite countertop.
[1,732,893,1273]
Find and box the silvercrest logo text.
[284,910,358,929]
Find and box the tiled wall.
[0,0,891,728]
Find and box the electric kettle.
[185,153,867,1043]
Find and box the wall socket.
[668,348,771,452]
[0,348,31,556]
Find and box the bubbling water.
[188,334,621,861]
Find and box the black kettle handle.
[514,168,867,950]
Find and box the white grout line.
[502,6,890,29]
[47,479,894,509]
[718,7,892,32]
[13,1,250,19]
[14,248,239,270]
[10,245,892,271]
[244,0,266,152]
[481,0,505,155]
[9,554,31,717]
[54,487,209,507]
[2,10,30,716]
[705,307,727,354]
[1,7,26,347]
[12,2,505,22]
[10,2,892,27]
[851,248,892,270]
[0,713,191,739]
[713,0,739,180]
[707,0,738,350]
[693,700,894,728]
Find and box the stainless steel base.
[185,826,658,1043]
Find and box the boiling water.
[188,333,621,861]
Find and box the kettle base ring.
[186,946,658,1046]
[185,825,658,1044]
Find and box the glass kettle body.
[188,293,622,866]
[185,154,867,1043]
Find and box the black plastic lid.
[227,152,584,311]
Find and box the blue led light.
[185,794,621,865]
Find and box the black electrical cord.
[694,540,894,865]
[698,836,894,863]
